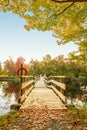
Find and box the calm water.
[66,97,85,107]
[0,83,17,115]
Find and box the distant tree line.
[0,53,87,99]
[0,52,87,77]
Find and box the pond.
[66,97,85,108]
[0,82,17,115]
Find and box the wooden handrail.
[50,76,69,78]
[46,76,68,103]
[20,80,34,103]
[20,76,35,103]
[50,76,69,82]
[52,85,66,103]
[49,80,66,90]
[50,80,66,102]
[22,80,34,89]
[21,75,33,78]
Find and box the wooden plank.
[22,80,34,89]
[25,86,34,97]
[21,75,33,78]
[44,79,49,84]
[50,76,69,78]
[21,79,34,103]
[0,75,8,77]
[21,86,34,103]
[51,85,66,102]
[49,80,66,90]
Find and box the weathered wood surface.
[21,80,34,103]
[21,77,66,109]
[51,85,66,103]
[49,80,66,90]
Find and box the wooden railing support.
[46,76,68,103]
[19,76,35,104]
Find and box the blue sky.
[0,12,78,63]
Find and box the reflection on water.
[0,83,17,115]
[66,97,85,108]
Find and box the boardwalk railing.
[20,76,35,103]
[20,75,67,104]
[45,76,68,103]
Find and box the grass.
[67,105,87,127]
[0,111,20,128]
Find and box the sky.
[0,11,78,63]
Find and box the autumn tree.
[4,57,15,76]
[15,56,26,73]
[77,40,87,73]
[28,58,43,76]
[42,55,54,76]
[27,53,86,77]
[67,51,87,76]
[3,56,28,76]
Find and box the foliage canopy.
[0,0,87,43]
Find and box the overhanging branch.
[49,2,74,18]
[56,2,74,15]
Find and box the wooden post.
[20,64,23,83]
[60,78,64,83]
[20,64,23,97]
[60,77,64,95]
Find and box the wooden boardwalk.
[21,77,66,109]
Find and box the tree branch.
[49,2,74,18]
[51,0,87,3]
